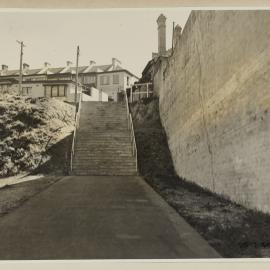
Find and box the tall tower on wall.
[157,14,166,56]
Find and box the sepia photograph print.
[0,1,270,265]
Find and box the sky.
[0,8,191,77]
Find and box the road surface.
[0,175,220,259]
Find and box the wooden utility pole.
[75,45,80,111]
[17,40,25,95]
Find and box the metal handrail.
[124,91,138,172]
[70,92,82,173]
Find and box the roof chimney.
[66,61,73,67]
[44,62,51,68]
[89,60,96,65]
[1,65,8,75]
[1,64,8,71]
[23,63,30,71]
[157,14,166,56]
[112,58,121,69]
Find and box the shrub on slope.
[0,94,75,177]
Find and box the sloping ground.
[130,97,270,258]
[0,176,61,218]
[0,94,75,178]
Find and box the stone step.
[76,139,131,143]
[71,170,137,176]
[79,119,127,122]
[75,140,131,144]
[79,122,127,126]
[81,103,125,107]
[77,138,131,144]
[81,109,126,112]
[75,141,132,146]
[76,137,131,143]
[76,131,130,135]
[75,135,131,140]
[74,152,133,157]
[74,150,133,154]
[79,125,127,128]
[74,152,133,156]
[73,158,135,163]
[78,125,128,129]
[73,164,136,169]
[75,150,133,155]
[79,120,127,123]
[74,149,133,153]
[72,165,136,170]
[75,140,131,145]
[80,115,127,118]
[81,111,127,114]
[81,113,126,116]
[73,155,135,159]
[73,159,136,164]
[74,155,133,159]
[76,134,130,139]
[75,146,132,150]
[77,129,128,133]
[73,160,135,165]
[79,120,127,124]
[81,114,126,118]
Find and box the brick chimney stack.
[112,58,121,69]
[23,63,30,71]
[1,64,8,71]
[44,62,51,68]
[0,65,8,76]
[157,14,166,56]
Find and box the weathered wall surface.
[157,11,270,213]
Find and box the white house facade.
[0,58,138,102]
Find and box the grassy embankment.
[0,93,75,178]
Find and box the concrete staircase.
[72,101,137,176]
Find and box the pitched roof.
[0,63,138,78]
[25,68,42,75]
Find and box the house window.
[127,76,130,86]
[113,74,119,84]
[58,85,65,96]
[52,86,58,97]
[22,87,32,96]
[44,86,51,97]
[100,75,110,85]
[25,76,46,82]
[84,75,96,84]
[44,85,66,97]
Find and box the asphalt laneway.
[0,175,221,259]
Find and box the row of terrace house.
[0,58,139,102]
